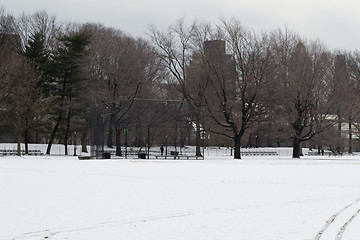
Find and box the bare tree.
[338,52,360,153]
[84,24,159,156]
[148,18,212,157]
[17,10,61,52]
[273,35,335,158]
[0,7,21,50]
[9,10,64,153]
[201,19,278,159]
[346,51,360,151]
[0,50,49,155]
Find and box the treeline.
[1,8,360,159]
[149,19,360,158]
[0,8,160,156]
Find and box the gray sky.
[1,0,359,50]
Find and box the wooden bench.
[176,155,203,160]
[0,149,43,156]
[27,150,43,155]
[154,155,203,160]
[241,151,278,156]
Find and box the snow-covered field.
[1,148,360,239]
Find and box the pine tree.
[46,32,90,155]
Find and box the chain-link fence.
[91,99,205,159]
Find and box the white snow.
[1,148,360,240]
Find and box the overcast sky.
[1,0,359,51]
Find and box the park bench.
[0,149,43,156]
[154,155,203,160]
[241,151,278,156]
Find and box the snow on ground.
[1,148,360,239]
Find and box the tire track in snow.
[0,197,332,240]
[2,196,359,240]
[2,196,356,240]
[313,197,360,240]
[335,208,360,240]
[0,211,208,240]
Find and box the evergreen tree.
[46,32,90,155]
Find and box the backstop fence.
[90,98,205,159]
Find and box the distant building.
[204,40,227,61]
[187,40,237,146]
[187,40,236,96]
[203,40,237,97]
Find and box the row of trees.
[1,7,360,158]
[149,19,360,158]
[0,8,160,156]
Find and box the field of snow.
[1,149,360,239]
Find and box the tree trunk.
[292,138,301,158]
[349,118,352,154]
[35,131,39,144]
[46,112,62,155]
[24,123,29,155]
[174,120,178,154]
[47,73,67,155]
[337,115,342,154]
[135,118,140,147]
[64,107,71,155]
[17,129,21,156]
[81,131,88,153]
[255,133,260,148]
[299,142,303,156]
[107,113,115,148]
[124,127,128,158]
[73,132,77,156]
[234,134,241,159]
[115,125,122,156]
[147,126,150,159]
[195,113,202,157]
[309,138,313,151]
